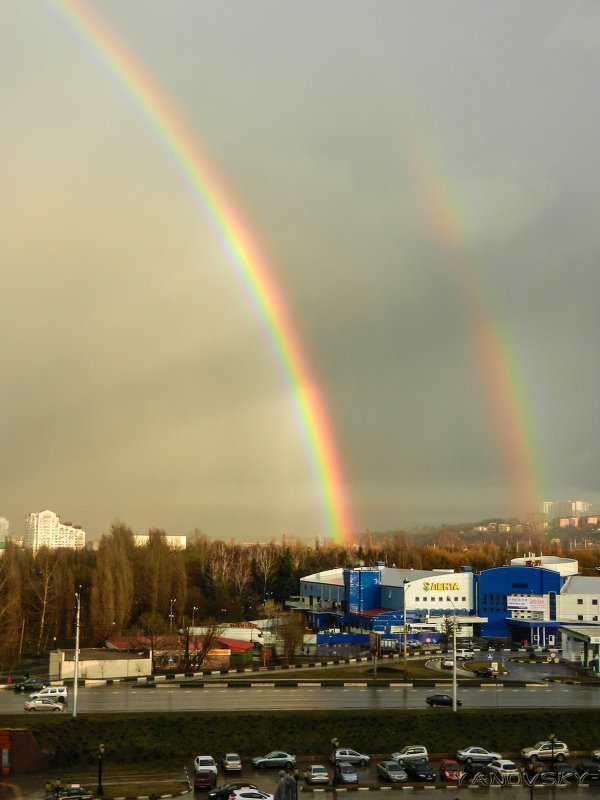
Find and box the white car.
[194,755,218,777]
[24,697,64,712]
[230,791,273,800]
[222,753,242,772]
[304,765,330,784]
[488,760,519,777]
[29,686,68,702]
[456,746,502,764]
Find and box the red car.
[439,759,462,782]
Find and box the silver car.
[456,746,502,764]
[331,749,370,766]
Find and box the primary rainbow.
[48,0,355,543]
[409,143,543,519]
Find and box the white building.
[0,515,9,540]
[24,509,85,553]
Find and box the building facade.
[296,555,600,655]
[24,509,85,552]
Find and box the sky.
[2,1,600,543]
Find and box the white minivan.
[29,685,68,702]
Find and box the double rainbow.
[48,0,356,543]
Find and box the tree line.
[0,520,596,667]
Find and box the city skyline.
[3,3,600,542]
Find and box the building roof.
[558,624,600,643]
[106,634,253,652]
[301,568,345,585]
[560,575,600,594]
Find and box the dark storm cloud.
[2,1,599,540]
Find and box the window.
[578,615,584,621]
[594,616,598,622]
[462,597,466,602]
[577,599,583,605]
[483,593,487,604]
[415,597,419,602]
[593,599,598,606]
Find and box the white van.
[456,649,474,660]
[29,685,68,702]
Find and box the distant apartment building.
[24,509,85,552]
[543,500,593,520]
[132,533,187,549]
[0,515,8,540]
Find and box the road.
[2,681,600,714]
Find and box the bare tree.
[277,611,306,664]
[181,618,225,670]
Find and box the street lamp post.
[549,732,557,768]
[97,743,105,795]
[446,596,457,712]
[192,606,198,631]
[169,598,177,632]
[331,737,339,789]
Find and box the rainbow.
[47,0,355,543]
[409,143,543,519]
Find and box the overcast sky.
[3,2,600,543]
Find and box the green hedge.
[2,709,598,770]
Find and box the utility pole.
[72,589,81,718]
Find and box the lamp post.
[331,737,339,788]
[549,732,557,768]
[169,598,177,632]
[192,606,198,631]
[446,597,458,712]
[97,743,105,795]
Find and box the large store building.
[295,555,600,650]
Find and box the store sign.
[507,595,548,611]
[422,580,460,592]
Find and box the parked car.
[461,762,490,782]
[376,761,408,782]
[575,763,600,781]
[391,745,428,764]
[29,686,68,702]
[426,693,462,707]
[441,658,455,669]
[488,759,519,778]
[521,741,569,762]
[194,756,218,789]
[252,752,296,770]
[333,762,358,785]
[592,748,600,761]
[221,754,242,772]
[330,748,370,766]
[229,790,273,800]
[14,676,48,693]
[456,649,474,659]
[456,746,502,764]
[439,759,462,781]
[44,784,93,800]
[304,765,329,785]
[404,760,436,782]
[24,698,64,712]
[542,763,578,782]
[208,783,258,800]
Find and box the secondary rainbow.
[48,0,355,543]
[409,142,543,518]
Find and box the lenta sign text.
[422,581,460,592]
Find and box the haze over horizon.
[3,2,600,543]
